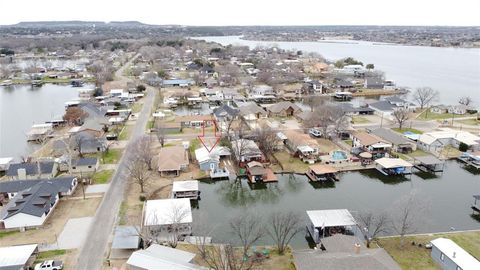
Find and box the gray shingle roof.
[0,179,75,219]
[6,161,55,177]
[213,104,239,118]
[369,100,396,112]
[267,101,302,114]
[370,128,412,145]
[0,176,76,194]
[72,157,98,167]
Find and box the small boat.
[0,80,13,86]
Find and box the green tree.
[366,63,375,69]
[459,142,469,152]
[136,84,146,92]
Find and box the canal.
[192,161,480,248]
[0,84,90,159]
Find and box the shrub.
[139,195,146,201]
[459,142,469,152]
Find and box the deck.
[210,168,230,179]
[413,155,445,173]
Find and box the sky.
[1,0,479,26]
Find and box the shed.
[0,244,38,270]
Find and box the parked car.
[34,260,63,270]
[309,128,322,138]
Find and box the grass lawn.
[418,111,455,120]
[0,230,18,239]
[118,125,132,140]
[132,102,143,113]
[439,145,462,159]
[343,139,353,146]
[392,151,412,161]
[458,118,480,126]
[92,170,114,184]
[35,249,67,262]
[146,119,154,130]
[351,116,370,124]
[189,138,200,157]
[274,151,310,173]
[392,127,424,134]
[101,149,123,164]
[408,149,429,157]
[378,231,480,270]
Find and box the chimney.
[453,252,456,258]
[354,243,361,254]
[17,168,27,180]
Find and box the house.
[368,96,417,120]
[213,104,239,133]
[0,157,13,172]
[293,234,401,270]
[364,77,384,89]
[221,88,243,100]
[336,103,375,116]
[175,115,214,128]
[417,128,480,153]
[430,238,480,270]
[172,180,200,200]
[194,145,230,172]
[370,128,417,153]
[0,244,38,270]
[161,79,194,87]
[6,161,58,180]
[70,133,108,154]
[431,105,449,114]
[249,85,276,101]
[352,131,392,158]
[204,88,224,102]
[70,157,99,175]
[143,198,192,240]
[266,101,302,117]
[448,105,468,115]
[110,89,124,97]
[126,244,207,270]
[334,78,354,90]
[0,179,78,229]
[231,139,264,164]
[157,146,189,176]
[76,118,107,138]
[0,176,77,205]
[283,130,320,163]
[27,123,54,142]
[237,102,267,121]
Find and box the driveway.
[57,217,93,249]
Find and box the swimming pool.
[331,150,348,161]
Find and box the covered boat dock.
[413,155,445,173]
[375,158,413,176]
[306,164,339,182]
[458,152,480,169]
[306,209,358,244]
[472,195,480,213]
[172,180,200,200]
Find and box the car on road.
[309,128,322,138]
[34,260,63,270]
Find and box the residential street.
[75,55,157,270]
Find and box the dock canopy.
[307,209,356,228]
[414,155,444,165]
[375,158,413,169]
[0,244,38,269]
[172,180,199,193]
[309,164,338,175]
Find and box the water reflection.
[215,178,285,207]
[359,169,411,185]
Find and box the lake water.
[0,84,86,159]
[192,161,480,248]
[195,36,480,105]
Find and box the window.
[88,165,92,168]
[440,253,445,261]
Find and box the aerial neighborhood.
[0,23,480,270]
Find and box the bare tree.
[267,211,302,254]
[391,191,428,248]
[330,106,349,137]
[356,211,390,248]
[459,96,473,106]
[393,108,410,130]
[412,87,439,110]
[303,95,328,112]
[132,135,154,170]
[229,213,265,256]
[70,135,85,158]
[154,120,166,147]
[253,126,279,158]
[125,158,151,193]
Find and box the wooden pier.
[306,164,339,182]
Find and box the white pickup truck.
[34,260,64,270]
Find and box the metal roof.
[375,158,413,169]
[127,244,205,270]
[111,226,140,250]
[431,238,480,270]
[414,155,444,165]
[172,181,199,193]
[144,199,192,226]
[306,209,356,228]
[0,244,37,268]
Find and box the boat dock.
[458,152,480,169]
[413,155,445,173]
[472,195,480,213]
[306,164,339,182]
[374,157,413,176]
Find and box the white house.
[417,128,480,153]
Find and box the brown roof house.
[266,101,302,117]
[352,131,392,159]
[157,146,189,176]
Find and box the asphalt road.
[75,54,157,270]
